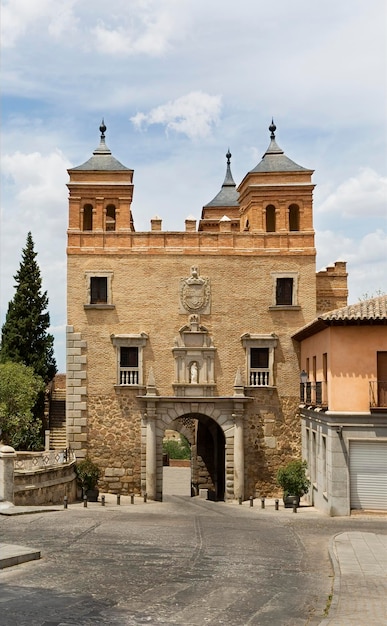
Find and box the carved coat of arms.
[179,266,211,314]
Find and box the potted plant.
[75,457,101,502]
[276,459,309,508]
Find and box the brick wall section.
[316,261,348,314]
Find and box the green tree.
[0,232,57,384]
[0,362,45,450]
[163,435,191,460]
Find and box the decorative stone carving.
[172,314,216,397]
[179,266,211,314]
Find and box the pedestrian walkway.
[320,531,387,625]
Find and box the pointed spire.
[203,149,239,207]
[269,118,276,139]
[93,119,111,155]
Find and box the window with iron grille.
[90,277,108,304]
[276,277,293,305]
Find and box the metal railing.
[369,380,387,409]
[300,381,326,407]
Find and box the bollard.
[83,495,87,508]
[117,494,121,505]
[131,494,134,504]
[144,492,147,503]
[250,496,253,507]
[261,497,265,509]
[293,499,298,513]
[238,496,242,505]
[275,499,279,511]
[101,495,105,506]
[63,496,68,509]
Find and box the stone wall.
[14,461,77,506]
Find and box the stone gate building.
[66,120,348,500]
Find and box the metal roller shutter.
[350,441,387,511]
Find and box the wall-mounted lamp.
[300,370,308,385]
[336,426,342,437]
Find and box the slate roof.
[70,122,130,172]
[293,295,387,341]
[204,150,239,207]
[250,121,310,174]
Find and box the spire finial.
[269,118,276,139]
[99,118,106,139]
[226,148,231,165]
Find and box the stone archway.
[140,397,249,501]
[165,414,226,500]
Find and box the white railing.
[249,369,270,386]
[15,449,76,472]
[120,368,139,385]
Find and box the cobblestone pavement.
[0,490,386,625]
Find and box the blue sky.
[1,0,386,373]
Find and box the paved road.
[1,494,387,626]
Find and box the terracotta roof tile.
[320,295,387,322]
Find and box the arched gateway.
[140,398,248,502]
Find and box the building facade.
[66,121,347,501]
[293,296,387,515]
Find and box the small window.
[106,204,116,231]
[111,333,148,387]
[266,205,276,232]
[83,204,93,231]
[289,204,300,231]
[120,347,139,385]
[276,277,293,305]
[90,277,107,304]
[242,334,277,387]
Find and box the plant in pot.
[75,457,101,502]
[276,459,309,508]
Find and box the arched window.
[289,204,300,231]
[83,204,93,231]
[106,204,116,231]
[265,205,276,232]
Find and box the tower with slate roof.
[66,120,347,502]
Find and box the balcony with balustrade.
[369,380,387,411]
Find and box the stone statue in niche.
[179,266,211,314]
[190,362,198,384]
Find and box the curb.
[318,533,341,625]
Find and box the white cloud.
[1,0,77,48]
[1,149,71,221]
[317,168,387,217]
[316,228,387,303]
[131,91,222,139]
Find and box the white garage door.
[350,441,387,511]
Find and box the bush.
[276,459,310,498]
[75,457,100,492]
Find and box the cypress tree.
[0,232,57,384]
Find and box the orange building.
[293,296,387,515]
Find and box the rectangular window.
[250,348,269,369]
[242,334,277,388]
[111,333,148,387]
[90,277,108,304]
[322,435,327,493]
[120,347,138,368]
[249,347,270,386]
[276,277,293,305]
[119,347,139,385]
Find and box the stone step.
[0,543,41,569]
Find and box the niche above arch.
[172,314,217,397]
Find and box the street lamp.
[300,370,308,402]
